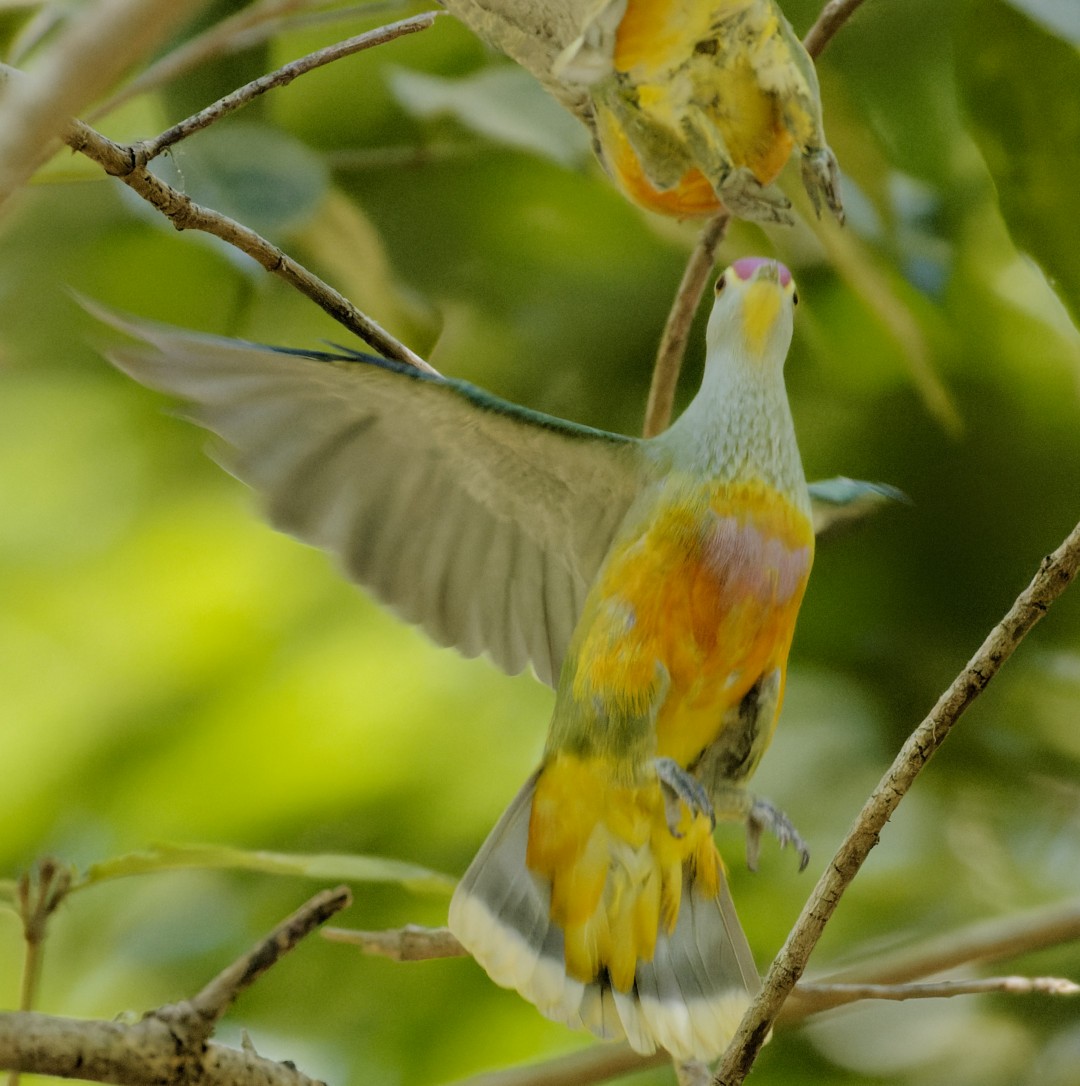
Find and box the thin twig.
[322,924,468,961]
[642,213,728,437]
[137,12,440,162]
[795,976,1079,1006]
[787,895,1080,1014]
[190,886,351,1026]
[713,518,1080,1085]
[804,0,869,59]
[7,860,74,1086]
[61,117,435,370]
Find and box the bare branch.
[322,924,468,961]
[191,886,351,1026]
[0,1012,328,1086]
[795,976,1079,1007]
[804,0,869,58]
[789,895,1080,1012]
[137,12,441,162]
[0,888,350,1086]
[60,117,435,371]
[713,518,1080,1085]
[642,213,728,437]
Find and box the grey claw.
[655,757,716,838]
[748,797,810,872]
[801,146,844,224]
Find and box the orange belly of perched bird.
[596,0,798,218]
[526,477,813,989]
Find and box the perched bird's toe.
[655,757,716,837]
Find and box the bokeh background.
[1,1,1079,1083]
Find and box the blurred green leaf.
[81,844,457,896]
[958,0,1080,325]
[388,65,590,166]
[153,122,330,237]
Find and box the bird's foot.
[717,167,795,225]
[654,757,716,838]
[707,784,809,872]
[747,796,810,873]
[801,146,844,223]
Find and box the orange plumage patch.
[597,106,724,218]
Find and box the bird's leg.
[594,80,692,191]
[678,114,795,225]
[654,757,716,838]
[709,783,809,873]
[800,146,844,222]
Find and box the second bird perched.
[440,0,844,222]
[94,257,816,1061]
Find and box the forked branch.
[0,888,351,1086]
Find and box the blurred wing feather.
[94,307,645,685]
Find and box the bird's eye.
[792,290,800,306]
[714,274,727,295]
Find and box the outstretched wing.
[92,306,646,686]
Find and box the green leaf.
[388,65,591,166]
[153,122,330,238]
[80,844,456,896]
[958,0,1080,325]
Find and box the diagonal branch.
[642,213,728,437]
[321,924,468,961]
[190,886,351,1027]
[60,116,435,371]
[804,0,869,59]
[713,517,1080,1084]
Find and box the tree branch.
[321,924,468,961]
[795,975,1079,1006]
[804,0,869,59]
[190,886,351,1026]
[0,9,439,371]
[0,888,351,1086]
[642,213,728,437]
[136,12,441,162]
[713,517,1080,1084]
[57,115,434,371]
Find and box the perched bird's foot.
[717,167,794,225]
[655,757,716,838]
[747,797,810,873]
[801,146,844,223]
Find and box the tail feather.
[448,773,760,1062]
